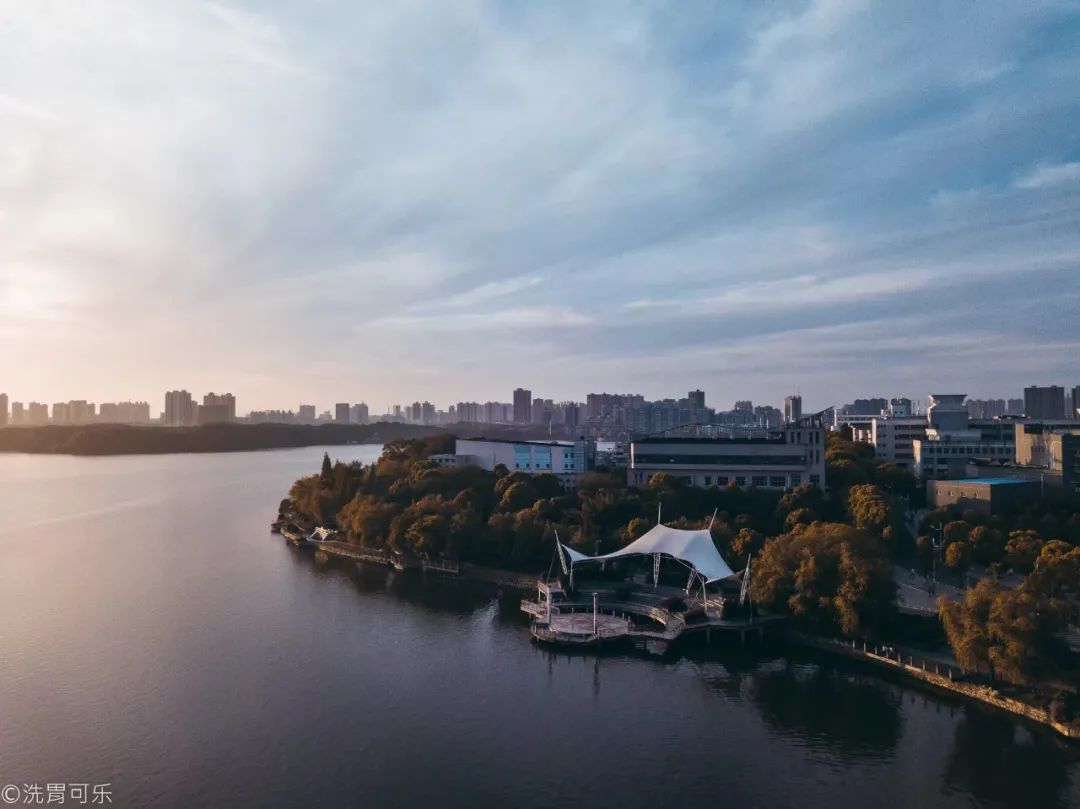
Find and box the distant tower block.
[784,394,802,424]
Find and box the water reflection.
[943,710,1078,809]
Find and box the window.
[718,476,730,485]
[735,476,747,487]
[769,475,785,488]
[810,474,820,486]
[703,476,712,486]
[751,475,767,487]
[790,474,801,486]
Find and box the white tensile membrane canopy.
[561,524,735,583]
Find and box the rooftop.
[940,477,1035,486]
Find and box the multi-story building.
[98,402,151,424]
[26,402,48,425]
[298,404,316,424]
[0,393,7,427]
[627,413,828,490]
[870,412,926,469]
[912,394,1015,477]
[1014,422,1080,492]
[1071,385,1080,420]
[513,388,532,424]
[1024,385,1066,420]
[435,438,596,488]
[335,403,351,423]
[350,403,369,424]
[165,390,195,427]
[783,395,802,424]
[10,401,23,425]
[202,393,236,422]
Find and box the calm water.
[1,446,1077,809]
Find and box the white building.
[433,438,597,488]
[627,414,828,490]
[870,416,927,469]
[912,394,1015,478]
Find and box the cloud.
[1015,161,1080,190]
[1,0,1079,409]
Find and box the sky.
[2,1,1079,415]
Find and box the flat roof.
[937,477,1035,486]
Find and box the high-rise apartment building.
[298,404,316,424]
[1071,385,1080,419]
[513,388,532,424]
[1024,385,1066,420]
[202,393,236,422]
[165,390,195,427]
[10,401,23,425]
[335,403,351,423]
[783,395,802,424]
[0,393,7,427]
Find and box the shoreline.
[301,534,1080,741]
[787,630,1080,741]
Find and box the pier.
[521,581,785,650]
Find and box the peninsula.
[0,422,443,456]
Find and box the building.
[202,393,236,422]
[350,403,370,424]
[913,394,1015,478]
[628,414,828,490]
[25,402,48,425]
[1014,421,1080,492]
[1024,385,1066,420]
[335,403,351,423]
[783,395,802,424]
[870,413,926,470]
[928,478,1040,515]
[1071,385,1080,420]
[165,390,196,427]
[98,401,151,424]
[298,404,316,424]
[10,401,23,425]
[0,393,6,427]
[437,438,596,488]
[513,388,532,424]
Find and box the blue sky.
[1,0,1079,413]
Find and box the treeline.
[0,422,443,456]
[288,434,1079,698]
[287,434,918,638]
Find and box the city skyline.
[3,3,1079,409]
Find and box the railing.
[421,558,460,574]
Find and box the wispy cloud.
[1,0,1078,408]
[1015,161,1080,190]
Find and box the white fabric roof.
[562,524,735,582]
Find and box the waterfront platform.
[523,581,785,650]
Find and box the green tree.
[320,452,333,482]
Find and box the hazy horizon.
[3,2,1079,411]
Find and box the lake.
[1,446,1077,808]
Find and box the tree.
[749,522,896,638]
[320,452,333,482]
[943,520,971,546]
[499,480,541,512]
[944,541,971,578]
[940,580,997,678]
[969,525,1005,565]
[847,484,892,538]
